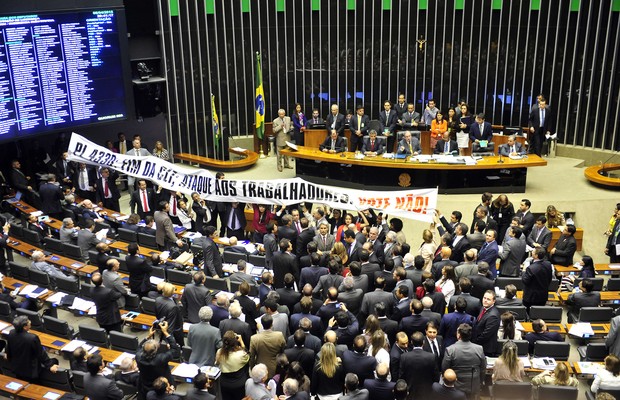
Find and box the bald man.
[363,363,396,400]
[430,369,467,399]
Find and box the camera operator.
[136,321,181,400]
[155,282,185,345]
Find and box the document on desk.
[47,292,68,305]
[111,352,135,367]
[61,340,89,352]
[568,322,594,337]
[532,357,557,370]
[70,297,95,312]
[172,363,200,378]
[577,361,605,375]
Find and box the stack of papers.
[69,297,95,312]
[172,363,200,379]
[46,292,68,305]
[201,365,221,379]
[486,356,531,369]
[18,285,49,298]
[577,361,605,375]
[61,340,90,352]
[116,215,129,221]
[150,276,165,285]
[532,357,557,370]
[568,322,595,337]
[110,352,135,368]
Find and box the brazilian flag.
[255,52,265,140]
[211,93,221,153]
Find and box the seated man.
[523,318,563,355]
[320,130,346,154]
[361,130,385,156]
[499,135,526,156]
[434,131,458,155]
[396,131,421,156]
[565,278,601,322]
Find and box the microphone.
[498,151,504,163]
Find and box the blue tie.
[445,142,449,153]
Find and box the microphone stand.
[497,152,504,164]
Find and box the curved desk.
[175,148,259,170]
[281,146,546,194]
[584,163,620,188]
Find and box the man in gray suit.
[84,353,123,400]
[187,306,222,367]
[606,314,620,358]
[313,222,335,255]
[126,138,151,213]
[498,226,526,277]
[154,201,184,251]
[181,271,212,324]
[399,103,421,129]
[527,216,552,251]
[340,373,370,400]
[273,109,293,172]
[77,219,103,261]
[228,259,257,286]
[103,258,128,308]
[454,250,478,280]
[441,324,486,398]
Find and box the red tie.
[371,140,375,151]
[295,222,301,233]
[477,307,487,322]
[104,179,110,197]
[142,190,149,212]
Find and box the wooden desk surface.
[549,227,584,252]
[559,291,620,301]
[175,148,259,170]
[281,146,547,170]
[520,322,567,335]
[572,361,605,375]
[565,323,609,336]
[121,310,190,333]
[596,263,620,276]
[0,374,28,395]
[17,383,67,399]
[516,291,559,303]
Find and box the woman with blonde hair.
[417,229,437,272]
[216,330,250,400]
[531,362,578,387]
[492,341,525,383]
[330,241,348,268]
[545,204,566,228]
[311,343,344,399]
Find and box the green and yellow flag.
[211,93,221,152]
[255,52,265,140]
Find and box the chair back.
[29,268,52,289]
[9,224,23,239]
[125,293,141,311]
[72,370,88,395]
[496,305,528,321]
[538,385,578,400]
[223,251,247,264]
[168,268,192,285]
[578,307,613,323]
[80,282,95,300]
[494,276,524,291]
[182,345,193,362]
[88,249,99,265]
[0,300,13,322]
[116,380,139,397]
[79,324,109,347]
[547,279,560,292]
[56,275,80,296]
[491,381,532,400]
[249,254,266,267]
[533,341,571,360]
[43,315,74,339]
[38,368,73,392]
[62,242,83,261]
[151,266,166,279]
[9,261,30,281]
[496,339,529,356]
[138,232,158,249]
[230,280,258,297]
[118,228,138,243]
[584,342,609,361]
[529,306,562,322]
[110,330,139,353]
[575,277,604,291]
[204,276,229,292]
[141,297,157,315]
[16,308,44,331]
[472,141,496,156]
[22,228,42,247]
[43,237,64,255]
[607,278,620,291]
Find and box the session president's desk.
[281,146,547,194]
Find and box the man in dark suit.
[320,130,346,153]
[565,278,601,322]
[472,290,500,356]
[219,301,252,350]
[495,284,523,306]
[84,353,124,400]
[126,243,153,298]
[434,131,458,155]
[379,100,398,151]
[430,369,467,400]
[54,151,74,189]
[450,223,470,264]
[422,321,444,367]
[448,278,481,317]
[135,322,180,399]
[296,218,315,260]
[399,299,429,337]
[185,373,216,400]
[341,335,377,385]
[235,281,259,333]
[469,263,495,300]
[393,94,407,118]
[550,224,577,266]
[468,113,492,144]
[38,174,64,219]
[278,214,298,250]
[338,276,364,316]
[132,179,156,220]
[361,130,385,156]
[114,132,130,155]
[399,331,439,398]
[440,297,476,348]
[306,108,326,129]
[272,239,299,288]
[499,135,526,156]
[156,283,185,345]
[73,162,97,202]
[521,248,553,311]
[391,285,412,323]
[277,273,302,314]
[290,296,323,337]
[91,272,123,332]
[195,225,223,278]
[349,105,370,152]
[477,230,499,278]
[284,330,316,379]
[6,315,60,382]
[325,104,346,137]
[363,363,396,400]
[516,199,536,237]
[473,206,498,234]
[523,318,564,354]
[527,216,552,251]
[344,229,362,264]
[181,271,212,324]
[396,131,421,156]
[399,103,421,130]
[359,277,394,323]
[528,97,553,156]
[224,201,246,239]
[94,167,121,212]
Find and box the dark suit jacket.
[284,346,315,379]
[276,287,302,314]
[84,373,124,400]
[91,285,122,326]
[350,114,370,136]
[434,139,458,155]
[469,274,495,300]
[272,252,299,288]
[155,296,184,335]
[181,283,212,323]
[219,317,252,348]
[527,225,552,251]
[319,135,346,152]
[379,110,398,133]
[499,142,525,156]
[431,383,467,400]
[278,225,298,248]
[39,182,64,214]
[399,314,430,337]
[472,305,500,355]
[363,378,396,400]
[439,311,476,348]
[566,291,601,316]
[196,236,223,277]
[450,237,471,264]
[95,172,121,205]
[225,203,247,232]
[521,260,553,306]
[132,188,156,218]
[551,235,577,266]
[448,293,481,317]
[325,113,346,135]
[341,350,377,385]
[126,254,153,295]
[528,106,554,131]
[516,210,536,237]
[361,136,385,154]
[469,121,492,142]
[296,228,315,259]
[399,348,439,398]
[7,330,58,380]
[306,116,326,129]
[184,388,216,400]
[422,335,445,365]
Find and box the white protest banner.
[67,133,438,222]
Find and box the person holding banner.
[126,139,151,214]
[273,109,293,172]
